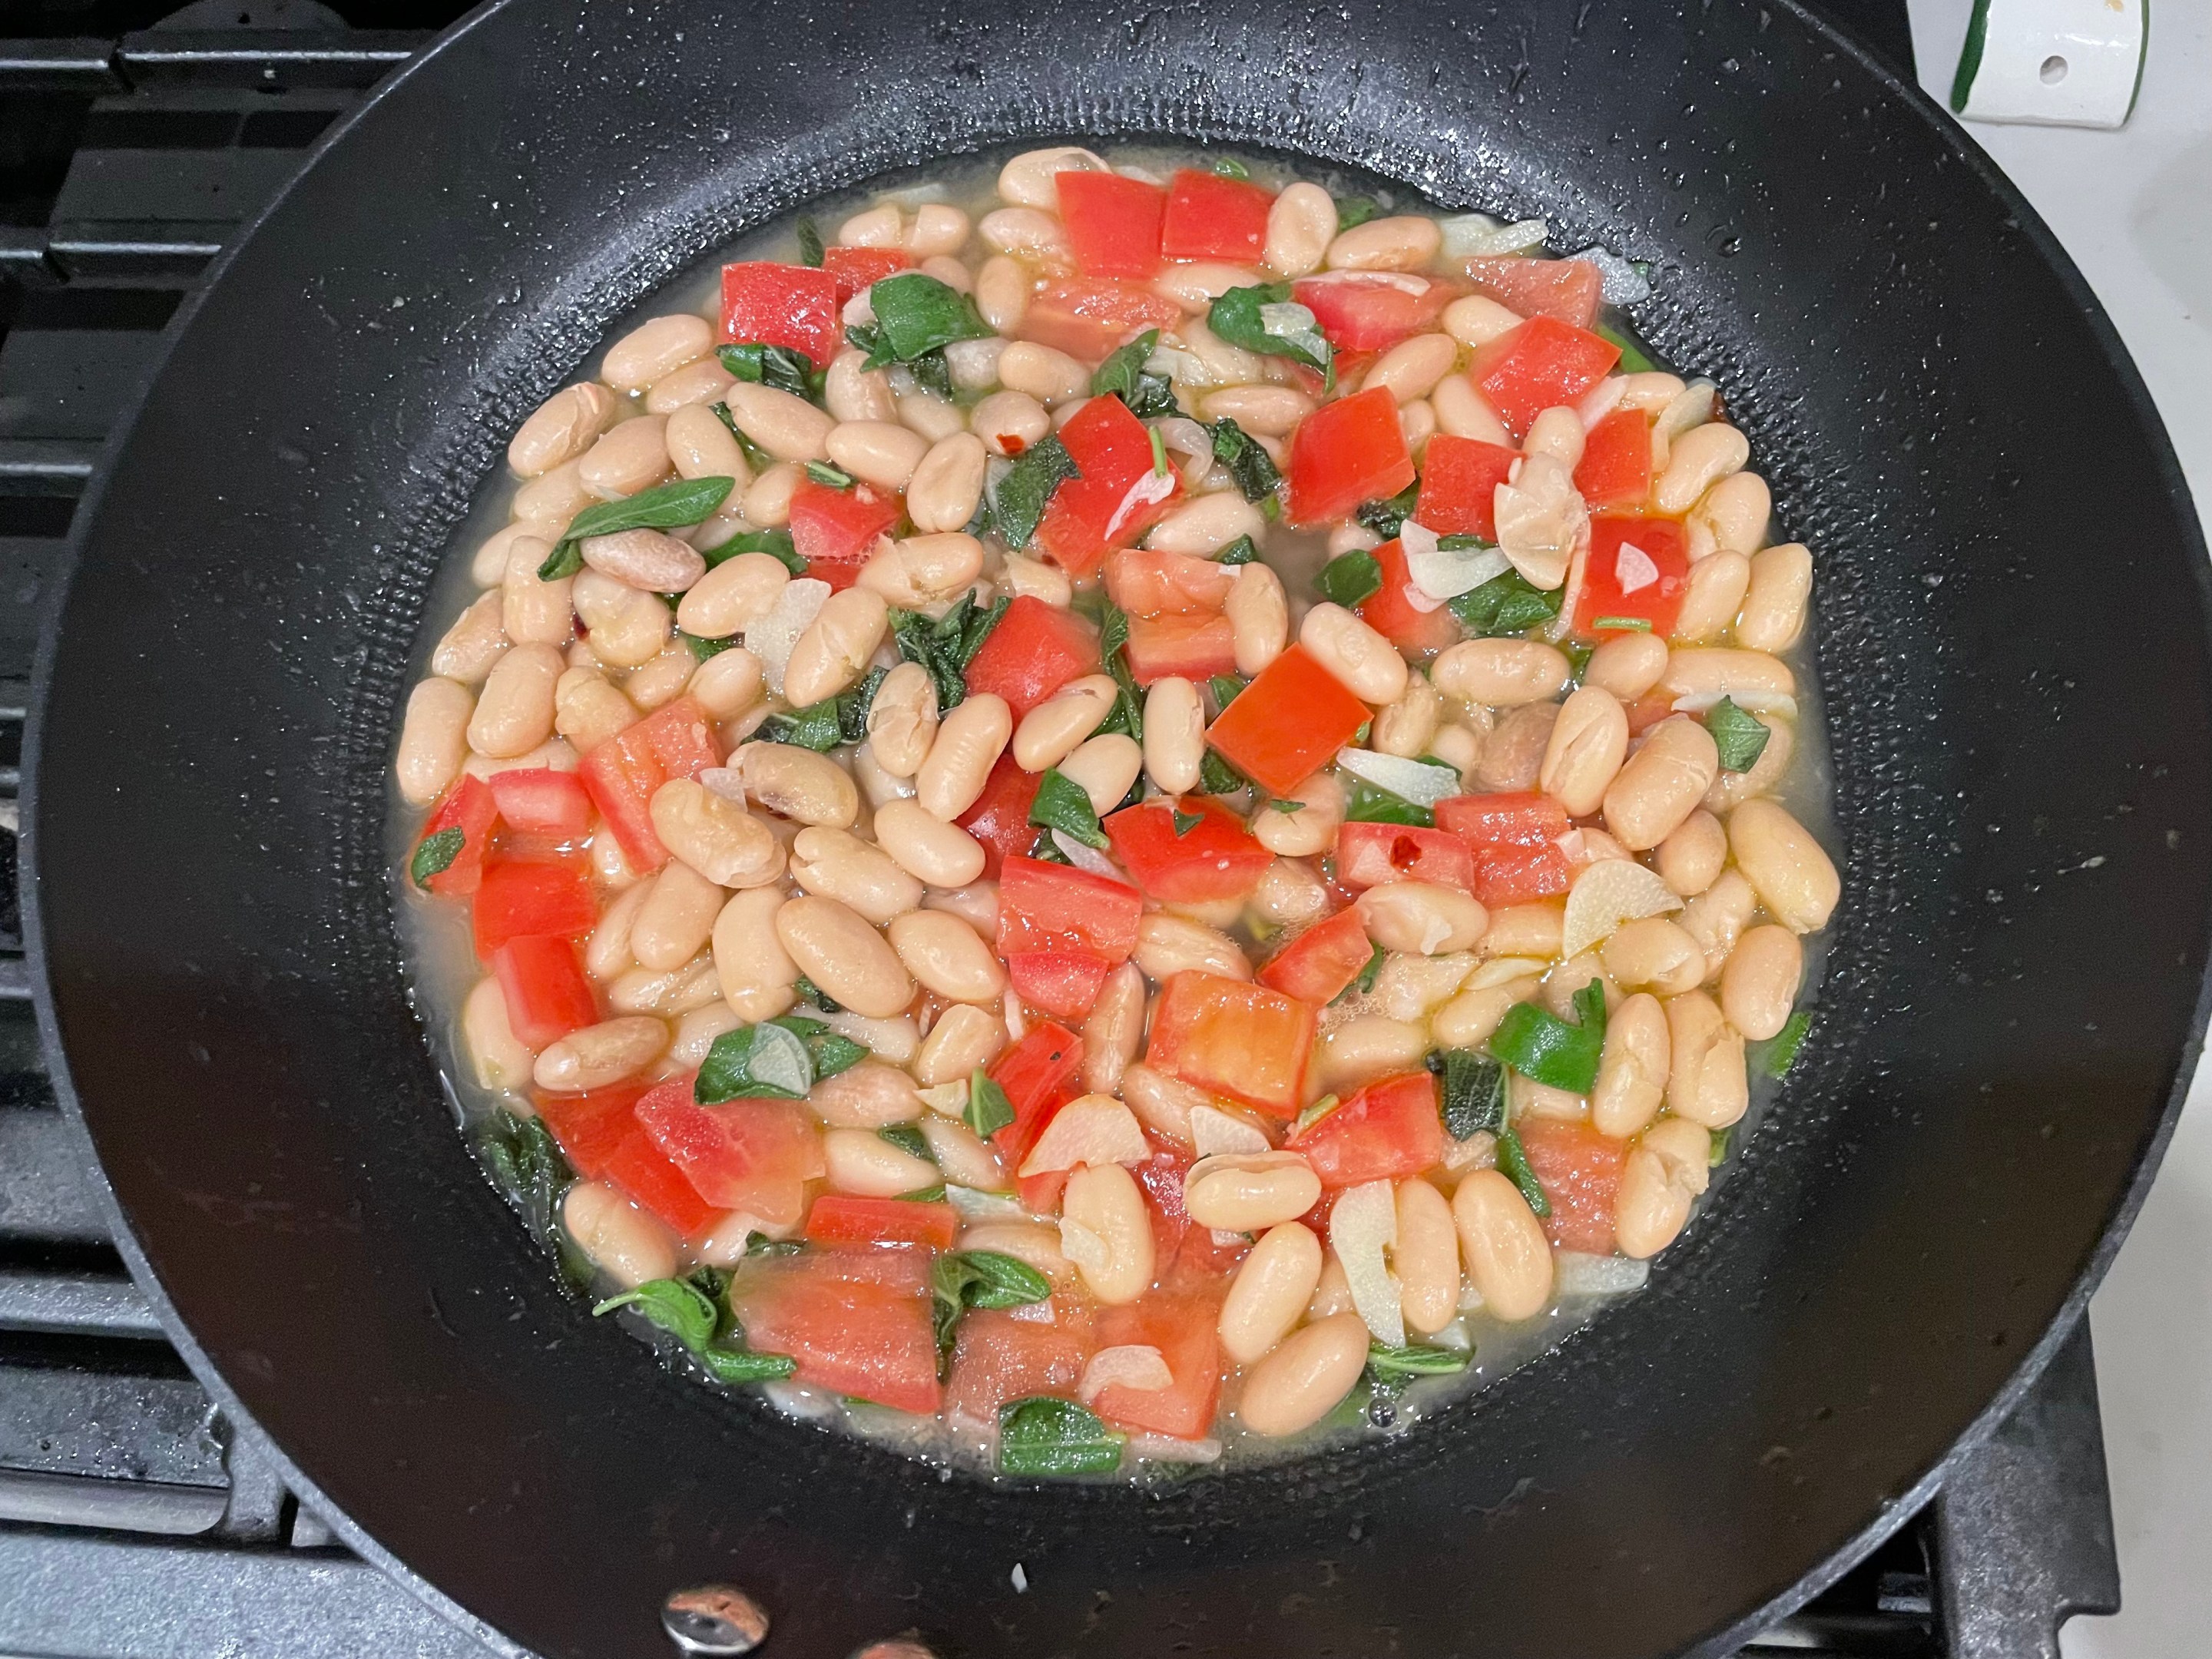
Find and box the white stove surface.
[1904,2,2212,1652]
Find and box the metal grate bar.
[0,39,123,94]
[0,1269,162,1339]
[116,29,430,91]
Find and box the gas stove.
[0,4,2123,1654]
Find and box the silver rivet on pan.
[849,1641,938,1659]
[661,1586,770,1655]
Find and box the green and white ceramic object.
[1951,0,2149,129]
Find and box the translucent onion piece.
[1335,747,1463,808]
[1614,540,1661,595]
[1403,521,1512,602]
[1568,246,1652,305]
[1077,1344,1174,1403]
[918,1081,970,1118]
[1050,830,1124,880]
[1125,1432,1224,1464]
[1293,269,1431,296]
[1560,856,1687,962]
[744,576,830,696]
[1554,1251,1652,1296]
[1576,374,1629,429]
[1669,690,1800,720]
[1440,214,1550,258]
[945,1184,1028,1221]
[1018,1094,1150,1177]
[1257,302,1330,369]
[822,1008,916,1064]
[1330,1178,1405,1348]
[1190,1103,1273,1157]
[1492,452,1588,591]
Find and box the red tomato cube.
[718,260,841,368]
[578,696,724,872]
[1147,972,1316,1118]
[1005,950,1114,1022]
[1515,1119,1628,1254]
[998,855,1143,961]
[531,1079,652,1179]
[1090,1283,1227,1440]
[1434,791,1571,849]
[822,245,911,307]
[472,857,597,960]
[962,594,1102,717]
[1104,548,1235,615]
[955,754,1045,879]
[1204,644,1371,797]
[1292,274,1454,353]
[805,1194,959,1249]
[1574,516,1691,639]
[1574,406,1654,512]
[491,935,598,1050]
[1285,386,1416,527]
[788,479,902,571]
[987,1022,1088,1164]
[1055,171,1167,279]
[1461,257,1603,329]
[1257,906,1374,1005]
[1336,822,1476,892]
[1160,168,1274,262]
[1102,797,1271,904]
[631,1078,824,1230]
[1018,279,1184,364]
[1356,538,1460,658]
[1124,611,1236,685]
[1412,434,1521,543]
[1468,843,1575,906]
[730,1250,942,1415]
[488,767,593,838]
[1469,315,1621,437]
[1286,1071,1444,1188]
[414,774,498,898]
[945,1304,1095,1426]
[1031,395,1180,576]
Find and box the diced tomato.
[491,935,598,1051]
[1624,691,1677,736]
[1031,396,1181,576]
[1018,278,1184,363]
[945,1304,1095,1425]
[1102,797,1270,904]
[1356,538,1459,658]
[1336,822,1476,892]
[487,768,592,838]
[1056,171,1167,279]
[1104,548,1235,615]
[1515,1120,1628,1254]
[1160,168,1274,262]
[414,775,498,898]
[1090,1283,1226,1440]
[531,1080,652,1178]
[955,755,1045,879]
[1133,1148,1190,1270]
[1124,611,1236,685]
[962,594,1101,717]
[1285,386,1416,527]
[1462,257,1603,329]
[1005,950,1114,1022]
[577,697,724,871]
[1204,644,1370,797]
[1257,906,1373,1005]
[1286,1071,1444,1188]
[472,858,597,960]
[1017,1168,1069,1216]
[1292,274,1454,353]
[998,856,1142,961]
[788,478,901,572]
[1435,791,1571,849]
[823,244,912,307]
[1467,843,1575,906]
[631,1078,823,1230]
[718,260,841,368]
[1412,434,1520,542]
[1573,515,1691,639]
[1147,972,1316,1117]
[731,1250,942,1414]
[805,1194,959,1249]
[1574,407,1654,512]
[1469,315,1621,437]
[987,1022,1087,1164]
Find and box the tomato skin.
[1356,538,1460,657]
[945,1303,1095,1425]
[1031,395,1181,576]
[731,1249,942,1414]
[788,479,902,571]
[1336,822,1476,892]
[1147,971,1316,1118]
[415,775,498,897]
[1124,611,1237,685]
[578,697,724,871]
[1515,1119,1628,1254]
[1573,516,1691,639]
[1056,171,1167,278]
[1461,257,1603,329]
[1286,1071,1444,1188]
[1412,434,1521,543]
[1006,950,1113,1022]
[718,260,842,368]
[1204,643,1371,797]
[806,1194,960,1248]
[1468,842,1575,906]
[954,755,1045,879]
[1574,407,1654,512]
[1091,1282,1227,1440]
[1469,315,1622,437]
[531,1080,652,1180]
[1018,279,1183,363]
[822,244,911,306]
[1103,797,1271,904]
[1291,274,1454,353]
[998,856,1142,961]
[1435,791,1571,849]
[473,857,597,960]
[1257,906,1373,1005]
[1161,169,1274,262]
[962,594,1101,717]
[1285,386,1416,527]
[631,1078,823,1230]
[491,935,599,1050]
[986,1022,1088,1164]
[1104,548,1235,615]
[488,768,593,838]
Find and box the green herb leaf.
[1198,747,1247,797]
[410,826,465,888]
[1208,673,1248,710]
[1209,417,1283,503]
[806,460,854,489]
[1590,614,1654,632]
[697,1347,800,1383]
[1330,941,1387,1008]
[1595,320,1657,375]
[1292,1093,1343,1135]
[998,1396,1123,1476]
[1495,1126,1551,1217]
[1334,195,1379,232]
[992,432,1081,551]
[743,1231,805,1258]
[1147,424,1168,478]
[535,541,585,581]
[1449,569,1564,637]
[965,1069,1014,1140]
[899,1184,948,1204]
[792,974,840,1013]
[1435,533,1495,551]
[1215,535,1259,565]
[683,631,739,661]
[700,526,804,574]
[696,1021,815,1103]
[479,1109,578,1273]
[1171,809,1204,837]
[846,320,891,369]
[1316,549,1384,608]
[1207,283,1334,384]
[1029,768,1109,850]
[1367,1342,1472,1378]
[1753,1010,1811,1078]
[1028,831,1073,864]
[810,1033,868,1079]
[1343,778,1433,827]
[1487,979,1608,1094]
[953,591,1011,666]
[1091,329,1161,404]
[836,666,888,745]
[1212,156,1251,179]
[1708,1128,1733,1167]
[879,1122,932,1161]
[795,217,825,267]
[1092,598,1144,744]
[1704,697,1773,773]
[867,272,995,362]
[1355,482,1421,541]
[1098,600,1129,661]
[755,699,845,752]
[561,475,737,545]
[886,608,965,711]
[718,343,816,397]
[594,1277,719,1349]
[1429,1048,1506,1139]
[908,347,955,401]
[1269,797,1304,813]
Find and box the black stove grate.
[0,5,2121,1656]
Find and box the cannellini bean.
[1184,1151,1323,1231]
[741,742,860,829]
[563,1181,678,1289]
[912,1000,1005,1085]
[1061,1163,1154,1305]
[905,201,971,256]
[1197,383,1315,438]
[1584,633,1670,702]
[997,145,1108,207]
[1432,638,1571,707]
[823,1127,939,1197]
[1452,1169,1554,1321]
[462,975,535,1091]
[1523,406,1587,469]
[1654,421,1752,514]
[650,779,783,888]
[1615,1118,1713,1259]
[1721,925,1802,1041]
[1141,677,1205,794]
[1442,293,1525,347]
[1135,914,1251,983]
[810,1060,924,1128]
[1326,215,1442,271]
[888,909,1005,1004]
[1318,1015,1429,1091]
[578,416,674,498]
[1227,562,1290,676]
[1399,397,1438,455]
[1357,882,1488,955]
[1538,686,1628,816]
[826,419,929,492]
[1252,771,1343,859]
[860,799,974,889]
[823,347,897,422]
[1428,720,1482,782]
[906,433,989,535]
[723,382,834,463]
[973,255,1031,334]
[1219,1223,1325,1365]
[1664,989,1749,1128]
[1058,733,1144,817]
[1602,717,1721,852]
[602,313,714,394]
[1432,372,1513,444]
[667,1002,743,1070]
[1361,333,1459,403]
[789,826,922,924]
[838,203,903,247]
[1151,259,1263,311]
[1704,712,1794,813]
[624,642,697,713]
[918,1114,1004,1190]
[1395,1178,1460,1336]
[467,642,562,758]
[1432,984,1528,1050]
[1694,470,1770,555]
[1738,543,1813,653]
[1671,550,1750,643]
[1149,492,1267,556]
[743,461,801,527]
[917,693,1012,819]
[865,661,940,780]
[472,520,544,587]
[502,536,575,647]
[512,459,594,530]
[1373,952,1476,1022]
[1543,949,1618,1019]
[1240,1312,1371,1435]
[632,859,724,972]
[533,1015,668,1092]
[581,527,706,593]
[713,887,797,1020]
[607,955,721,1018]
[1681,869,1759,982]
[996,341,1088,406]
[585,879,651,980]
[687,648,763,723]
[1591,992,1671,1137]
[509,382,620,476]
[665,401,750,483]
[1263,181,1337,277]
[922,881,998,934]
[645,356,737,415]
[1306,1256,1355,1318]
[1114,1063,1201,1149]
[1081,962,1147,1094]
[1618,371,1687,412]
[1601,918,1707,997]
[1656,809,1728,897]
[900,390,970,444]
[1727,799,1839,934]
[396,677,474,803]
[1369,674,1442,760]
[1012,674,1118,771]
[571,569,670,667]
[774,896,914,1018]
[1300,602,1407,704]
[783,587,889,707]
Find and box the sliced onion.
[1190,1103,1272,1157]
[945,1184,1028,1221]
[918,1081,971,1118]
[1335,747,1463,808]
[841,291,875,327]
[1051,830,1124,880]
[1330,1179,1405,1348]
[1576,374,1629,429]
[1019,1095,1150,1176]
[744,576,830,695]
[1560,857,1684,961]
[1154,416,1216,490]
[1127,1432,1224,1465]
[1257,301,1330,369]
[1554,1252,1651,1296]
[1104,469,1177,543]
[698,767,747,804]
[1614,540,1661,595]
[1402,521,1512,602]
[1440,214,1550,258]
[1293,269,1430,296]
[1077,1344,1173,1402]
[1059,1214,1111,1277]
[1567,246,1652,306]
[1465,955,1550,990]
[1670,690,1799,720]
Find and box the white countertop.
[1902,2,2212,1653]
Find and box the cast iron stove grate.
[0,3,2122,1654]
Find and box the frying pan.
[24,0,2210,1654]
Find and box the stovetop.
[0,3,2126,1655]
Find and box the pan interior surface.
[28,2,2210,1657]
